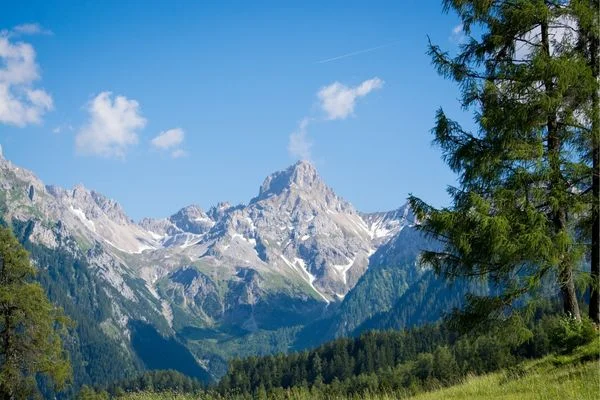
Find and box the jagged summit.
[207,201,233,220]
[48,183,133,226]
[169,204,214,234]
[253,160,323,202]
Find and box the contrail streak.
[315,41,398,64]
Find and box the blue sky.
[1,0,468,220]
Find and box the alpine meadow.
[0,0,598,399]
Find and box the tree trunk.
[541,20,582,320]
[559,259,582,318]
[556,209,582,320]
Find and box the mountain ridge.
[0,151,427,385]
[0,152,410,311]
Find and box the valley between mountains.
[0,152,469,386]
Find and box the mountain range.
[0,151,474,390]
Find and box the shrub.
[548,316,596,354]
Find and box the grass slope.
[409,341,599,400]
[117,340,600,400]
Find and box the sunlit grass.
[410,361,598,400]
[410,339,600,400]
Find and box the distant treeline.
[106,370,205,397]
[90,303,596,399]
[214,305,596,398]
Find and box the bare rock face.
[139,217,181,237]
[164,267,224,321]
[207,202,233,221]
[234,161,376,298]
[169,205,215,235]
[43,183,159,253]
[360,204,416,246]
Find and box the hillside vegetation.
[409,340,599,400]
[96,315,599,400]
[113,339,599,400]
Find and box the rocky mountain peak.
[63,184,131,225]
[169,204,214,234]
[253,161,323,202]
[91,191,132,225]
[287,160,319,187]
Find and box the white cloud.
[450,24,466,44]
[288,77,384,160]
[288,118,313,160]
[151,128,184,149]
[151,128,187,158]
[76,92,146,158]
[317,77,383,120]
[11,23,53,36]
[0,34,53,126]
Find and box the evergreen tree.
[588,1,600,326]
[310,353,323,384]
[410,0,599,323]
[76,385,109,400]
[586,2,599,326]
[570,0,600,325]
[0,226,72,399]
[432,346,459,383]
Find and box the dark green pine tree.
[0,226,72,399]
[310,353,323,384]
[570,0,600,325]
[410,0,599,323]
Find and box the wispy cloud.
[1,23,53,38]
[0,32,53,126]
[288,118,312,161]
[317,77,384,120]
[288,77,384,160]
[151,128,184,149]
[12,23,53,36]
[315,42,398,64]
[151,128,187,158]
[76,92,146,158]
